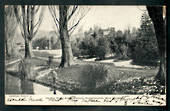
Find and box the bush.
[95,37,110,60]
[71,42,81,57]
[32,37,61,50]
[79,36,97,57]
[109,30,130,60]
[80,64,109,91]
[32,37,49,50]
[78,29,110,59]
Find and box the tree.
[146,6,166,85]
[79,30,97,57]
[111,30,125,58]
[4,5,17,58]
[49,5,89,67]
[107,27,116,54]
[132,12,159,65]
[96,36,110,60]
[32,37,49,50]
[14,5,44,58]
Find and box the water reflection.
[5,74,22,94]
[20,79,34,94]
[19,59,34,94]
[6,59,63,95]
[5,59,34,94]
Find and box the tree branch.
[33,6,44,37]
[29,5,35,40]
[48,6,59,30]
[21,5,28,40]
[67,5,78,21]
[14,6,24,27]
[27,6,31,37]
[49,6,59,24]
[68,19,80,35]
[68,6,90,36]
[34,6,40,13]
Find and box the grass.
[131,60,159,67]
[38,62,161,94]
[33,50,61,58]
[5,50,163,94]
[47,60,159,94]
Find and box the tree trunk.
[5,36,16,58]
[156,52,166,85]
[147,6,166,85]
[19,59,34,94]
[5,38,10,58]
[59,5,73,67]
[25,38,34,58]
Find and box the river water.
[5,74,63,95]
[5,58,63,95]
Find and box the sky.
[39,6,146,33]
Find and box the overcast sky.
[39,6,146,33]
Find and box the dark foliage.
[131,12,159,66]
[32,37,61,50]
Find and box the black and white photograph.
[4,5,166,106]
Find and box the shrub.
[79,37,97,57]
[109,30,130,60]
[32,37,61,50]
[80,64,109,91]
[95,37,110,60]
[32,37,49,50]
[71,41,81,57]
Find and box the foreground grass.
[6,56,165,94]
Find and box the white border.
[5,94,166,106]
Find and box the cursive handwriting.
[7,98,27,102]
[6,95,166,106]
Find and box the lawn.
[33,49,62,58]
[5,50,165,95]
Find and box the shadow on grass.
[131,60,159,67]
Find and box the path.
[82,58,144,68]
[100,59,144,68]
[6,58,21,67]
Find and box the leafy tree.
[78,27,110,59]
[78,29,97,57]
[71,38,81,57]
[32,37,49,50]
[132,12,159,65]
[110,30,129,59]
[107,27,116,54]
[51,36,61,49]
[96,36,110,60]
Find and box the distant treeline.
[32,36,61,50]
[71,12,159,66]
[32,12,159,66]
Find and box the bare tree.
[49,5,90,67]
[146,6,166,85]
[14,5,44,58]
[4,5,17,58]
